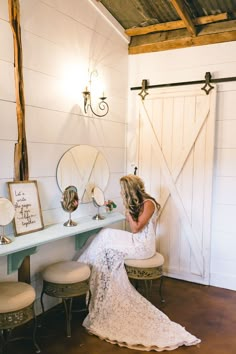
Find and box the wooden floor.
[3,277,236,354]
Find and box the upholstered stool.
[40,261,90,338]
[0,281,40,353]
[125,252,165,302]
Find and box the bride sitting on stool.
[78,174,200,351]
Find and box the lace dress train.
[78,214,201,351]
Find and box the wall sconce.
[82,71,109,117]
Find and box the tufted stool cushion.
[42,261,90,284]
[125,252,164,269]
[125,252,165,302]
[40,260,91,338]
[0,281,40,353]
[0,282,36,313]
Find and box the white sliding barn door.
[137,85,216,284]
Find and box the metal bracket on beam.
[138,79,149,100]
[131,72,236,95]
[201,72,214,95]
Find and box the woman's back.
[131,198,158,259]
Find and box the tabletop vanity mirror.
[56,145,109,204]
[92,186,105,220]
[61,186,79,227]
[0,198,15,245]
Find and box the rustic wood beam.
[8,0,28,182]
[170,0,196,36]
[195,13,228,26]
[129,20,236,54]
[9,0,30,284]
[125,13,228,36]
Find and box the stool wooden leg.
[39,290,46,329]
[63,298,73,338]
[159,276,165,303]
[32,306,41,353]
[0,329,11,343]
[0,330,4,354]
[40,290,45,314]
[0,329,11,354]
[0,329,4,346]
[144,280,152,299]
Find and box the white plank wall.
[128,42,236,291]
[0,0,128,312]
[0,0,235,306]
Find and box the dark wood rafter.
[100,0,236,54]
[8,0,29,182]
[8,0,30,283]
[129,20,236,54]
[125,13,227,37]
[170,0,196,36]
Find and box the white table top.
[0,212,125,257]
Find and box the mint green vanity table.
[0,212,125,276]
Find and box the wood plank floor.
[3,277,236,354]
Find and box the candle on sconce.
[82,77,109,117]
[101,91,106,100]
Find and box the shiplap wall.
[0,0,128,312]
[128,42,236,291]
[0,0,235,312]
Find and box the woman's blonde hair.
[120,175,160,221]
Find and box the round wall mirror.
[0,198,15,245]
[56,145,109,203]
[92,186,105,220]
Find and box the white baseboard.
[164,268,236,291]
[163,266,209,285]
[210,272,236,291]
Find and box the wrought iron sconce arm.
[82,88,109,117]
[82,70,109,117]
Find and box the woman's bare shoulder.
[143,199,157,213]
[143,198,155,206]
[143,199,155,210]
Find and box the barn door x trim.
[139,88,216,279]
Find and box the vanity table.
[0,212,125,278]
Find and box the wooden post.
[8,0,29,182]
[8,0,30,282]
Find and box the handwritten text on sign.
[8,181,43,235]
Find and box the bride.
[78,174,200,351]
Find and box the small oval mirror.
[0,198,15,245]
[91,186,105,220]
[61,186,79,227]
[92,186,105,207]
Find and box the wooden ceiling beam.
[170,0,196,36]
[125,13,228,36]
[129,20,236,54]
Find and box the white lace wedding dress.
[78,201,200,351]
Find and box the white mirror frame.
[0,198,15,245]
[91,186,105,220]
[56,145,109,203]
[92,186,105,207]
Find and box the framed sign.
[7,180,44,236]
